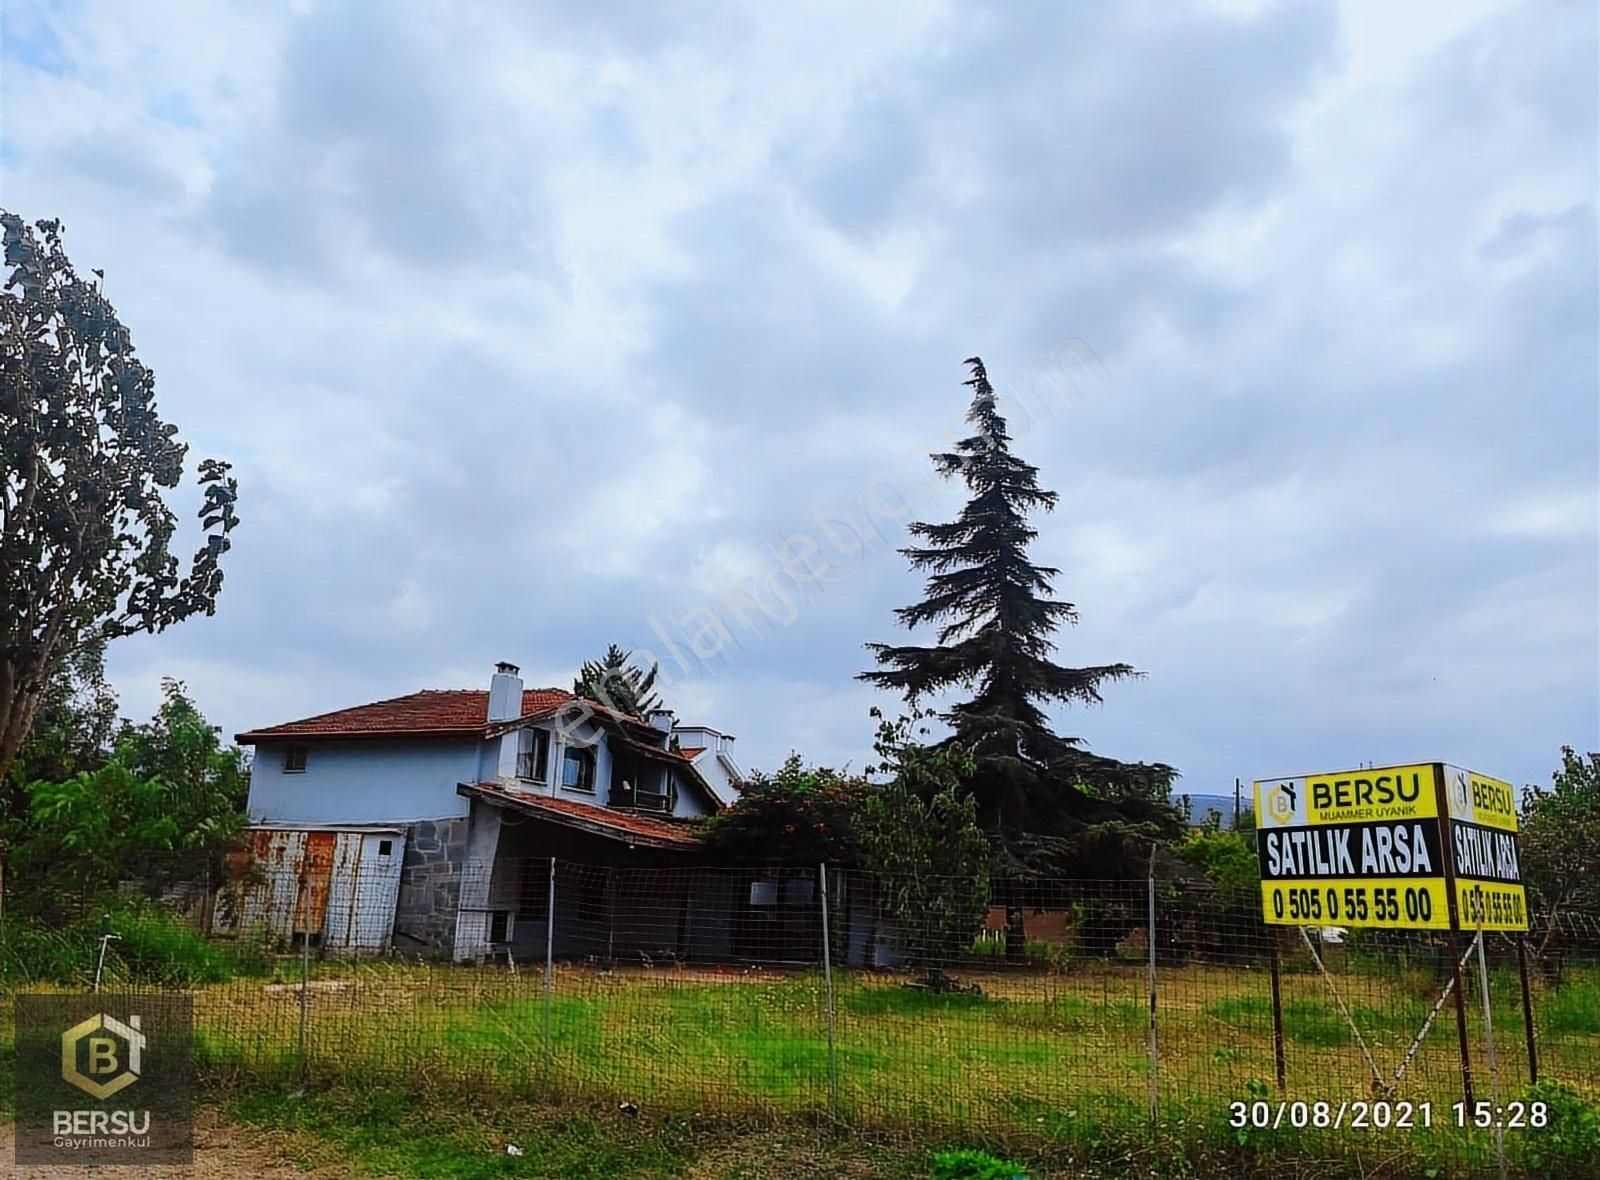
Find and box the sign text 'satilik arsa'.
[1253,763,1526,932]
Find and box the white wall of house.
[555,721,614,807]
[488,717,718,818]
[668,768,715,817]
[248,738,482,824]
[249,729,717,825]
[672,725,744,806]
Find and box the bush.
[112,907,240,986]
[930,1148,1027,1180]
[1509,1077,1600,1177]
[0,902,268,987]
[0,918,100,986]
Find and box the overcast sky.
[2,0,1594,794]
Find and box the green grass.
[177,961,1600,1178]
[0,997,13,1120]
[1204,995,1352,1046]
[223,1085,999,1179]
[1,904,271,988]
[5,947,1596,1178]
[227,1087,703,1179]
[1539,978,1600,1036]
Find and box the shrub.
[702,754,870,866]
[0,918,100,986]
[113,906,239,986]
[930,1148,1027,1180]
[0,901,267,987]
[1509,1077,1600,1177]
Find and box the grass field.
[4,955,1596,1177]
[177,959,1600,1177]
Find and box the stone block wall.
[393,817,468,957]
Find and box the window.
[377,839,393,857]
[562,745,596,792]
[283,744,308,773]
[516,728,550,782]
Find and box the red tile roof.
[458,782,707,849]
[236,688,574,743]
[676,747,706,760]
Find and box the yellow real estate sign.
[1440,764,1527,932]
[1253,763,1526,932]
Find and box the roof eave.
[236,727,485,745]
[456,782,707,851]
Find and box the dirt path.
[1,1111,325,1178]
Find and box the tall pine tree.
[575,644,663,719]
[861,358,1177,879]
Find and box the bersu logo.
[61,1012,145,1100]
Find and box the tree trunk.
[1004,878,1026,965]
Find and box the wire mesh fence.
[6,858,1599,1172]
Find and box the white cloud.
[2,0,1592,792]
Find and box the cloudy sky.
[2,0,1594,795]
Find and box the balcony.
[608,764,674,813]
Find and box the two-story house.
[231,662,744,962]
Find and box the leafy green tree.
[14,762,181,916]
[0,212,240,786]
[4,637,117,787]
[574,644,662,719]
[1522,746,1600,960]
[859,358,1179,896]
[703,754,869,866]
[7,680,247,921]
[859,713,988,988]
[113,678,250,865]
[1173,826,1259,912]
[3,638,113,811]
[0,638,118,919]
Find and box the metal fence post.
[1268,926,1287,1091]
[298,922,310,1085]
[92,913,118,994]
[819,863,838,1118]
[1146,852,1159,1125]
[1433,763,1475,1104]
[1475,931,1507,1180]
[1515,935,1538,1084]
[545,856,556,1081]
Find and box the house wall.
[322,830,407,951]
[392,816,470,956]
[214,826,404,954]
[672,726,742,806]
[452,799,505,962]
[668,768,714,818]
[475,720,715,819]
[248,738,482,824]
[553,728,614,809]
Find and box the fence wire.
[7,857,1599,1175]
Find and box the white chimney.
[488,661,523,723]
[646,707,675,734]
